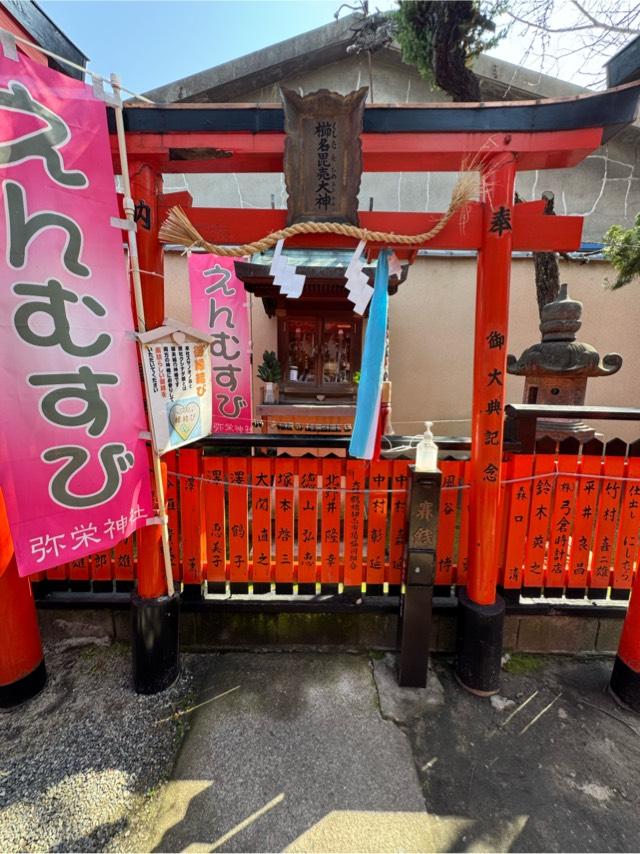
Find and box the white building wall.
[165,252,640,442]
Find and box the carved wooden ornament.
[281,87,368,227]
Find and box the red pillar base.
[0,558,47,708]
[609,656,640,713]
[0,659,47,708]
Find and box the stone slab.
[38,608,114,650]
[503,615,521,650]
[516,615,599,653]
[373,653,444,724]
[142,653,427,853]
[596,618,624,653]
[38,606,623,655]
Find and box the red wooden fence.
[432,440,640,595]
[42,439,640,598]
[498,440,640,596]
[44,452,411,590]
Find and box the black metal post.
[456,589,505,695]
[398,467,441,688]
[131,592,180,694]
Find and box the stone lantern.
[507,283,622,441]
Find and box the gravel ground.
[0,630,198,853]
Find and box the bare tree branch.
[505,11,596,34]
[503,0,640,88]
[570,0,640,34]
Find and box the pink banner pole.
[111,74,174,598]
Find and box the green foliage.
[603,214,640,290]
[503,653,545,674]
[393,0,509,101]
[257,350,282,383]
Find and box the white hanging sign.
[139,322,213,455]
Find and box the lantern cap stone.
[507,284,622,378]
[539,283,582,341]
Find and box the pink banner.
[189,255,252,433]
[0,52,153,576]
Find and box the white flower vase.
[264,382,276,404]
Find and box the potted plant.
[257,350,282,404]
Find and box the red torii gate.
[106,82,640,695]
[4,81,640,704]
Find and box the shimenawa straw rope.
[158,172,480,256]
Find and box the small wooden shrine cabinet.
[234,251,408,435]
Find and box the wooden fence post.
[398,467,441,688]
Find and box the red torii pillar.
[456,154,516,695]
[0,0,53,709]
[129,162,180,694]
[0,492,46,707]
[610,580,640,711]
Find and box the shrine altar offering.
[188,254,253,433]
[0,50,153,576]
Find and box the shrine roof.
[115,81,640,141]
[607,35,640,88]
[141,13,588,107]
[0,0,87,79]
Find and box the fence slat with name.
[567,442,603,591]
[165,451,180,584]
[366,460,388,586]
[388,461,410,587]
[612,441,640,593]
[344,460,366,588]
[274,459,295,584]
[42,436,640,600]
[297,460,319,586]
[455,460,471,587]
[436,460,463,588]
[179,448,205,586]
[321,458,342,586]
[227,458,249,584]
[251,457,272,585]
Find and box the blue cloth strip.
[349,249,389,459]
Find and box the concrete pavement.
[134,651,640,853]
[142,653,432,852]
